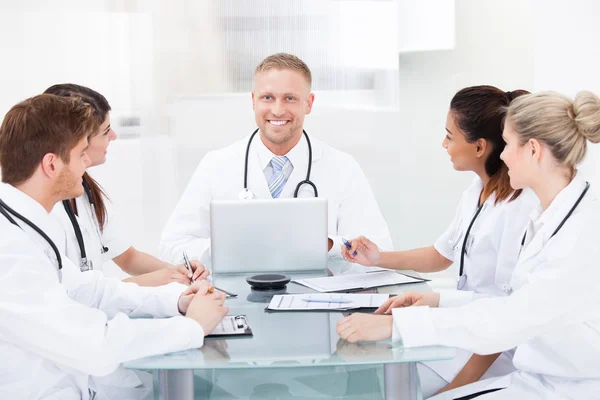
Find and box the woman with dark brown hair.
[342,86,539,397]
[46,84,209,286]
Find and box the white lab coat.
[50,193,155,398]
[0,183,205,400]
[159,133,392,264]
[419,177,538,391]
[393,176,600,399]
[50,191,131,272]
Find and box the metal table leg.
[384,362,420,400]
[158,369,194,400]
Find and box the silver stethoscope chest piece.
[238,189,254,200]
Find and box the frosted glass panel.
[150,0,400,109]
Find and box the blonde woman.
[337,91,600,399]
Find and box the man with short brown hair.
[0,94,228,399]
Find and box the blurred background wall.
[0,0,598,283]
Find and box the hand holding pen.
[183,252,238,297]
[182,251,211,282]
[341,236,381,267]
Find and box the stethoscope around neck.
[457,181,591,290]
[61,179,109,272]
[519,181,590,254]
[457,201,486,290]
[0,197,64,282]
[238,128,318,200]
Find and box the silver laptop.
[210,198,328,273]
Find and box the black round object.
[246,274,291,291]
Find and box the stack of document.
[267,293,391,311]
[294,270,426,293]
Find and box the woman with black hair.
[343,86,539,397]
[46,84,208,286]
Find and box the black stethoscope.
[519,181,590,254]
[457,201,486,290]
[61,179,109,272]
[238,128,318,200]
[457,181,590,290]
[0,197,63,282]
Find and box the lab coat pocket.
[463,234,476,256]
[449,218,464,250]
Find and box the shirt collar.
[255,132,310,171]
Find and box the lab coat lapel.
[0,184,64,245]
[0,183,67,260]
[280,135,323,199]
[247,148,272,199]
[280,149,307,199]
[517,227,546,266]
[517,177,588,266]
[458,179,483,235]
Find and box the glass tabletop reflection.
[124,260,455,370]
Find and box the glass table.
[124,261,455,399]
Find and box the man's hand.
[336,313,393,343]
[374,291,440,314]
[181,282,229,336]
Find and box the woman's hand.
[341,236,381,266]
[170,260,210,281]
[374,291,440,314]
[336,313,393,343]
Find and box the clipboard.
[206,315,253,338]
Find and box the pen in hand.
[182,251,195,282]
[342,238,358,257]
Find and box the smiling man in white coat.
[0,94,228,400]
[159,53,392,265]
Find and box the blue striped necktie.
[268,156,289,198]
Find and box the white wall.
[390,0,534,281]
[93,0,537,285]
[532,0,600,188]
[5,1,599,284]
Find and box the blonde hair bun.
[572,91,600,144]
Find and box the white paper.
[267,293,390,311]
[208,315,248,335]
[294,271,424,293]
